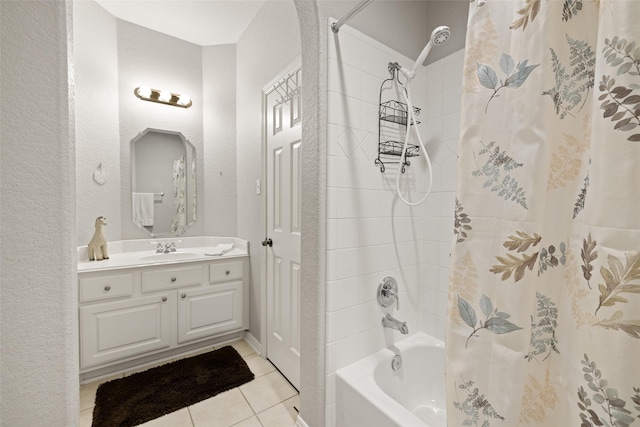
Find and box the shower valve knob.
[377,277,399,310]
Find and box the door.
[264,65,302,389]
[177,283,243,344]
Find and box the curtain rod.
[331,0,374,33]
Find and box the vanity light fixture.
[134,85,192,108]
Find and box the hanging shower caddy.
[375,63,421,173]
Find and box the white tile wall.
[419,49,464,347]
[325,21,464,427]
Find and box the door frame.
[259,56,302,357]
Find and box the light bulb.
[138,86,152,98]
[159,90,172,102]
[178,94,191,106]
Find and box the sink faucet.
[382,313,409,334]
[155,242,176,253]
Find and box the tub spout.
[382,313,409,334]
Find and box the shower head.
[399,25,451,80]
[431,26,451,45]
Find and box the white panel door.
[265,66,302,390]
[177,283,243,343]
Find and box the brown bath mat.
[92,346,254,426]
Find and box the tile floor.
[79,340,299,427]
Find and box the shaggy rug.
[92,346,254,426]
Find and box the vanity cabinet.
[78,256,248,375]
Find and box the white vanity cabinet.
[78,255,248,376]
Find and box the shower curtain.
[447,1,640,426]
[171,156,186,234]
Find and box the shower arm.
[331,0,374,33]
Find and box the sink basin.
[139,252,200,261]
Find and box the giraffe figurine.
[88,216,109,261]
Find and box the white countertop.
[78,236,248,273]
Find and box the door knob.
[262,238,273,247]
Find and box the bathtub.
[335,332,446,427]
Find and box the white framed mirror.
[131,128,196,237]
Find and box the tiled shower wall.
[324,21,464,426]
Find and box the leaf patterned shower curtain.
[171,155,186,234]
[447,1,640,426]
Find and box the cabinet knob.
[162,297,167,302]
[181,293,187,299]
[104,285,111,291]
[170,277,177,282]
[225,270,230,275]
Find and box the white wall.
[117,19,206,240]
[323,20,464,425]
[74,0,121,245]
[418,49,464,340]
[320,1,429,61]
[203,44,238,237]
[324,22,427,425]
[424,1,469,64]
[75,4,240,244]
[236,0,301,340]
[0,1,78,425]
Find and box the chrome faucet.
[382,313,409,335]
[155,242,176,253]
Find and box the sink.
[139,252,200,261]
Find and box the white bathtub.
[335,332,446,427]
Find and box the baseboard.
[296,415,310,427]
[243,331,262,356]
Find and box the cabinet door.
[80,293,172,369]
[177,282,243,344]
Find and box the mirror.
[131,128,196,237]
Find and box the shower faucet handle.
[384,287,399,310]
[377,277,399,310]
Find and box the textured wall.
[236,0,301,342]
[74,0,122,245]
[203,44,238,237]
[74,2,240,244]
[0,1,78,425]
[294,1,327,426]
[117,19,206,240]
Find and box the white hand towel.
[132,192,155,227]
[204,244,234,256]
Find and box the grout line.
[236,386,267,426]
[187,406,196,427]
[238,386,257,417]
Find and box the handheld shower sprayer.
[394,25,451,206]
[398,26,451,80]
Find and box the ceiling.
[95,0,267,46]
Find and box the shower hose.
[394,78,433,206]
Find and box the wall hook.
[93,162,107,185]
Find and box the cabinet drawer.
[210,261,243,283]
[79,273,133,302]
[141,265,202,293]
